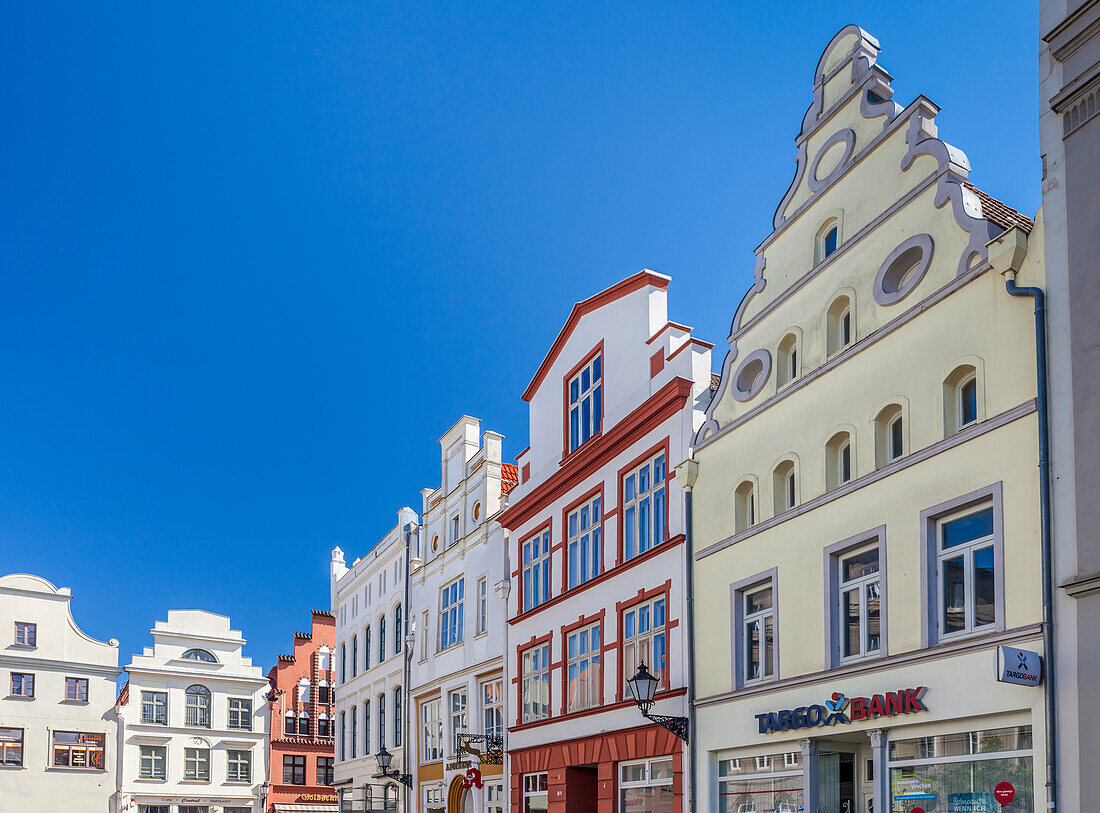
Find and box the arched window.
[339,711,346,761]
[777,333,799,388]
[318,679,332,704]
[378,693,386,749]
[825,431,854,492]
[317,646,331,672]
[319,712,331,738]
[285,710,296,736]
[734,480,757,533]
[185,685,211,728]
[350,706,357,759]
[182,649,216,663]
[364,626,372,671]
[340,644,346,684]
[815,218,840,264]
[379,617,386,663]
[298,678,310,703]
[943,364,981,437]
[827,295,853,356]
[875,404,906,468]
[364,699,371,754]
[772,460,797,515]
[298,710,311,736]
[384,784,399,810]
[351,635,358,678]
[394,605,402,656]
[394,687,403,747]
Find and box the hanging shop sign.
[754,687,927,734]
[996,646,1042,686]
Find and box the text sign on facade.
[754,687,927,734]
[996,646,1042,686]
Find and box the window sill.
[47,766,106,773]
[0,764,24,770]
[6,695,34,701]
[180,778,212,784]
[61,699,89,705]
[135,778,168,783]
[9,644,36,651]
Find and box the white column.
[799,737,819,813]
[868,729,889,813]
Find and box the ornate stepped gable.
[699,25,1034,444]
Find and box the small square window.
[10,673,34,698]
[14,623,36,647]
[65,677,89,702]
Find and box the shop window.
[772,459,797,515]
[620,758,674,810]
[718,751,802,813]
[826,295,853,356]
[421,697,443,762]
[568,352,603,452]
[521,643,550,722]
[734,480,757,533]
[733,576,776,688]
[522,528,551,612]
[567,494,602,588]
[623,597,666,697]
[623,451,667,560]
[524,773,549,812]
[825,430,853,492]
[776,333,799,388]
[449,688,467,753]
[139,744,166,779]
[565,622,602,713]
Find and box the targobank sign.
[754,687,927,734]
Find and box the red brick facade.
[266,610,337,813]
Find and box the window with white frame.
[623,597,666,696]
[350,706,357,758]
[10,673,33,698]
[379,616,386,663]
[620,758,674,811]
[298,678,310,703]
[139,744,166,779]
[875,403,905,468]
[838,546,881,661]
[439,578,464,650]
[364,625,371,671]
[772,459,796,515]
[14,622,35,647]
[298,711,311,736]
[394,604,402,656]
[363,700,370,754]
[623,452,666,560]
[938,503,997,638]
[742,583,775,685]
[777,333,799,387]
[826,431,853,492]
[566,622,601,712]
[486,782,505,813]
[65,677,88,702]
[227,750,251,782]
[481,678,503,739]
[734,480,756,533]
[228,697,251,731]
[521,643,550,722]
[284,711,296,736]
[0,727,21,767]
[449,688,467,754]
[351,635,358,677]
[524,773,549,813]
[183,747,210,781]
[420,611,430,662]
[568,353,602,452]
[185,685,211,727]
[378,693,386,749]
[522,529,551,612]
[424,785,444,811]
[944,365,980,437]
[451,514,460,545]
[827,294,853,356]
[421,697,443,762]
[52,730,105,769]
[567,495,602,588]
[476,577,488,635]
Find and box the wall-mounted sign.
[893,774,936,801]
[299,794,338,802]
[997,646,1042,686]
[754,687,927,734]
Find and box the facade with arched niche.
[686,25,1047,813]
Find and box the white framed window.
[363,700,371,754]
[439,578,465,651]
[822,224,838,259]
[875,403,906,468]
[827,294,853,356]
[718,751,803,813]
[741,583,775,685]
[449,688,467,754]
[184,685,211,728]
[623,451,666,560]
[623,596,666,696]
[567,495,602,588]
[938,502,997,638]
[394,604,402,656]
[423,784,444,811]
[182,649,216,663]
[183,747,210,781]
[139,745,166,779]
[52,731,105,770]
[394,687,402,747]
[772,459,797,514]
[521,643,550,722]
[421,697,443,762]
[351,635,358,677]
[14,622,35,647]
[451,514,460,546]
[10,673,33,698]
[420,610,430,662]
[476,577,488,635]
[298,678,310,703]
[619,758,674,811]
[486,782,505,813]
[284,711,296,736]
[228,697,252,731]
[957,376,978,428]
[141,691,167,725]
[566,623,601,712]
[364,625,371,671]
[777,333,799,387]
[227,750,251,783]
[524,773,549,812]
[838,546,881,661]
[378,693,386,749]
[0,727,21,767]
[568,352,602,452]
[522,529,551,612]
[888,415,903,460]
[350,706,357,758]
[65,677,88,702]
[734,480,756,533]
[481,678,503,739]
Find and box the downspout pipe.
[988,227,1057,811]
[676,458,700,813]
[402,520,416,813]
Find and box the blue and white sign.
[997,645,1043,686]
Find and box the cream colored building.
[0,573,122,813]
[687,26,1047,813]
[408,416,514,813]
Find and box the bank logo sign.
[997,645,1042,686]
[754,687,927,734]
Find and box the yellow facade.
[688,26,1047,813]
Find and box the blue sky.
[0,2,1039,672]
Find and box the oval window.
[873,234,934,306]
[731,349,772,402]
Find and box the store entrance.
[818,750,857,813]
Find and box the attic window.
[182,649,217,663]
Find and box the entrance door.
[819,751,856,813]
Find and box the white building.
[330,507,417,812]
[116,610,269,813]
[0,573,123,813]
[408,416,514,813]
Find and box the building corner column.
[799,737,818,813]
[868,729,889,813]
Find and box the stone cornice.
[0,653,122,678]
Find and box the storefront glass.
[888,725,1033,812]
[718,751,803,813]
[620,757,674,812]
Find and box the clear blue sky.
[0,2,1040,673]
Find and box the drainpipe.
[987,226,1057,811]
[675,458,700,813]
[403,519,417,813]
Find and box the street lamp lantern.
[374,745,412,788]
[375,746,393,771]
[627,663,689,743]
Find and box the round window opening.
[472,502,481,521]
[432,535,439,552]
[731,349,772,402]
[873,234,934,306]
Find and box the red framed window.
[622,595,667,696]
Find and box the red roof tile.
[964,183,1034,234]
[710,373,721,392]
[501,463,519,496]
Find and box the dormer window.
[182,649,216,663]
[568,352,603,453]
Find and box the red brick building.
[266,610,338,813]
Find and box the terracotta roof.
[964,183,1034,234]
[500,463,519,496]
[710,373,721,392]
[294,631,312,640]
[116,680,129,707]
[277,654,295,663]
[311,609,335,619]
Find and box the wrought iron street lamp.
[374,745,413,787]
[627,663,689,743]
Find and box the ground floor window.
[524,772,549,812]
[718,750,803,813]
[888,724,1033,812]
[423,783,444,813]
[178,808,209,813]
[486,781,505,813]
[0,728,23,766]
[620,757,675,812]
[224,808,252,813]
[138,807,168,813]
[51,730,105,770]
